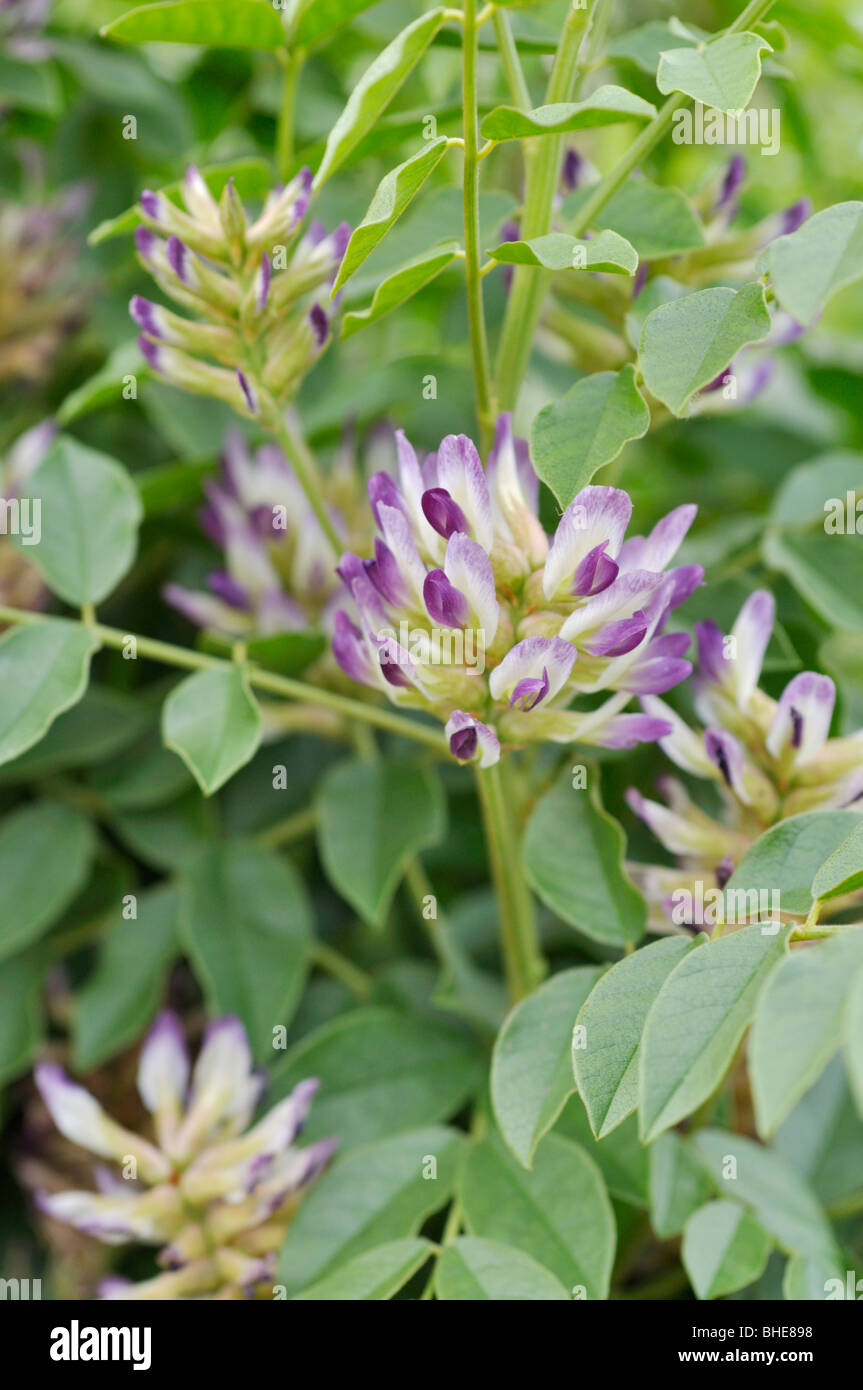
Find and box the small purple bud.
[129,295,164,339]
[134,225,157,261]
[309,303,328,348]
[449,725,478,761]
[140,189,161,219]
[571,541,618,598]
[714,154,746,217]
[207,570,250,609]
[166,235,191,284]
[256,255,271,312]
[561,148,584,193]
[421,487,470,540]
[137,333,162,372]
[510,668,550,712]
[237,370,257,414]
[632,261,649,300]
[780,198,811,236]
[423,569,470,628]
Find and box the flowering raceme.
[131,166,349,423]
[164,431,348,640]
[626,590,863,928]
[34,1014,335,1300]
[332,415,703,766]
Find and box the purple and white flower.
[33,1012,335,1300]
[333,417,701,764]
[627,591,863,930]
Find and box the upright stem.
[494,0,776,411]
[474,762,544,1001]
[269,409,341,552]
[462,0,495,451]
[491,8,531,110]
[493,0,592,411]
[275,49,304,182]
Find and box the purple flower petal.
[423,569,470,628]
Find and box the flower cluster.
[332,415,703,766]
[626,590,863,928]
[0,184,87,384]
[164,430,354,640]
[131,166,349,424]
[34,1014,335,1300]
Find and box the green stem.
[462,0,495,451]
[493,0,592,410]
[257,805,318,847]
[275,49,304,182]
[0,603,447,752]
[494,0,777,411]
[491,8,531,109]
[311,939,374,1000]
[268,409,341,552]
[474,761,544,1000]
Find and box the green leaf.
[341,244,458,338]
[758,201,863,327]
[268,1007,482,1150]
[775,1055,863,1208]
[102,0,284,49]
[313,9,446,189]
[555,1101,648,1207]
[20,436,142,605]
[162,666,262,796]
[56,341,145,426]
[769,451,863,529]
[0,53,62,114]
[72,885,180,1070]
[0,803,95,962]
[640,925,791,1141]
[649,1131,715,1238]
[0,686,147,783]
[295,0,385,48]
[0,948,46,1086]
[523,771,645,948]
[682,1200,772,1300]
[459,1134,615,1298]
[563,179,705,259]
[657,33,772,113]
[0,622,99,768]
[480,86,656,141]
[764,530,863,633]
[750,929,863,1136]
[783,1252,848,1301]
[691,1129,840,1262]
[491,967,601,1167]
[845,968,863,1117]
[723,811,861,919]
[276,1126,464,1296]
[317,760,445,929]
[639,282,771,416]
[608,20,699,75]
[292,1238,433,1300]
[436,1237,570,1301]
[487,230,638,275]
[575,936,698,1139]
[334,140,450,291]
[530,365,651,509]
[180,841,312,1059]
[88,158,273,245]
